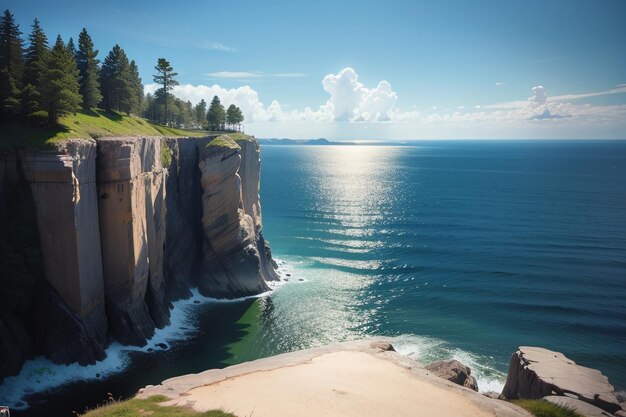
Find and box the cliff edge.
[136,339,531,417]
[0,134,278,382]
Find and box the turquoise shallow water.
[4,140,626,415]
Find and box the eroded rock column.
[238,139,279,282]
[197,137,271,297]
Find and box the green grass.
[204,131,253,142]
[150,123,207,137]
[81,395,237,417]
[0,109,207,151]
[513,399,584,417]
[206,134,240,149]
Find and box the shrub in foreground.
[513,399,584,417]
[81,395,238,417]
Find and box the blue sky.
[6,0,626,139]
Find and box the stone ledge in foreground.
[136,338,530,417]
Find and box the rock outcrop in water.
[196,137,275,297]
[501,346,624,415]
[425,359,479,392]
[0,134,278,382]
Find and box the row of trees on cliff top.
[0,9,142,124]
[150,58,243,130]
[0,9,244,131]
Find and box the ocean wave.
[0,286,278,410]
[392,334,506,393]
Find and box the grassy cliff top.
[205,132,254,143]
[205,133,254,149]
[0,109,207,151]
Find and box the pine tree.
[206,95,225,131]
[40,35,81,123]
[76,28,102,109]
[100,44,133,113]
[0,9,24,120]
[23,18,48,95]
[153,58,178,125]
[66,37,76,58]
[20,82,39,116]
[194,98,207,126]
[0,68,20,119]
[128,60,143,114]
[0,10,24,84]
[143,92,155,121]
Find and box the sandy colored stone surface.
[138,339,530,417]
[502,346,621,413]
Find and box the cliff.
[196,136,276,297]
[0,134,278,382]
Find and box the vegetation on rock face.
[206,134,240,149]
[80,395,237,417]
[513,399,584,417]
[161,139,173,168]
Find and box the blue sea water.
[258,141,626,390]
[3,140,626,415]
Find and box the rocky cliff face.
[501,346,624,415]
[21,140,108,364]
[238,140,279,283]
[196,138,271,296]
[97,137,170,346]
[0,134,277,381]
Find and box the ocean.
[3,140,626,415]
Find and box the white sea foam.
[392,334,506,394]
[0,286,278,410]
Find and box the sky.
[5,0,626,139]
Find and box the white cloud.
[529,86,548,104]
[320,68,398,122]
[495,82,506,86]
[550,84,626,102]
[151,68,626,137]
